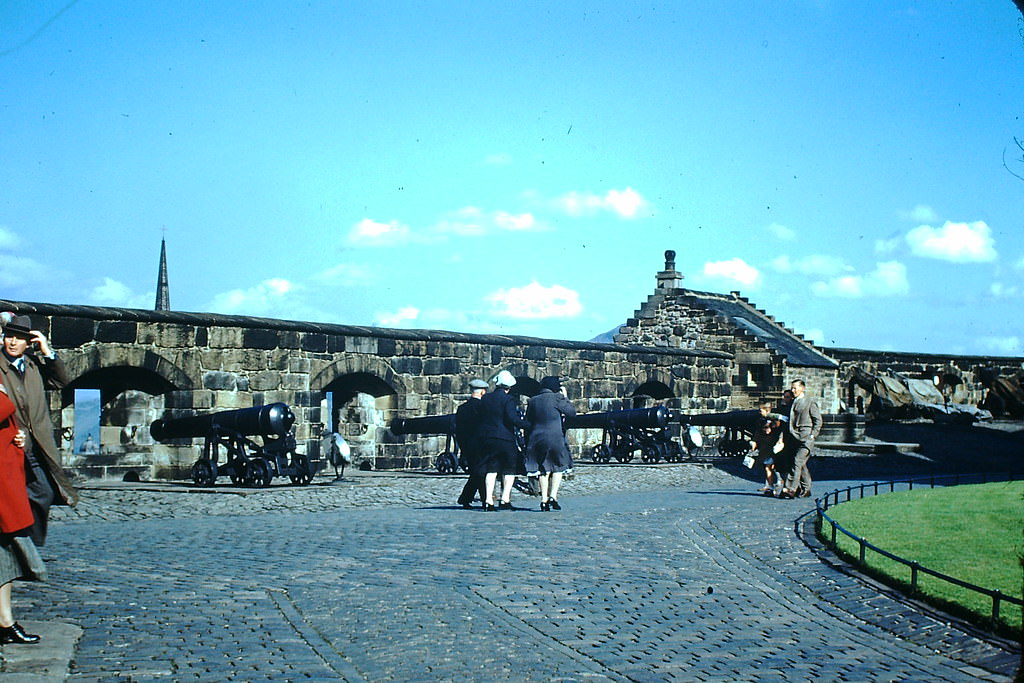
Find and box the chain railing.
[815,472,1023,629]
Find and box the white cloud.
[347,218,412,247]
[0,227,21,251]
[494,211,536,231]
[89,277,152,309]
[811,261,909,298]
[487,281,583,319]
[990,282,1020,298]
[554,187,648,219]
[905,220,997,262]
[312,262,374,287]
[1014,256,1024,272]
[0,253,51,288]
[374,306,420,327]
[702,258,761,288]
[770,254,851,276]
[899,204,939,223]
[978,336,1021,355]
[768,222,796,241]
[207,278,300,316]
[874,236,902,255]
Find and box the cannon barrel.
[564,406,668,431]
[671,409,764,430]
[150,403,296,442]
[390,413,457,436]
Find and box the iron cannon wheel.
[592,444,611,463]
[640,442,661,463]
[436,451,458,474]
[662,441,685,462]
[614,448,634,464]
[245,458,272,487]
[289,453,313,485]
[191,459,215,487]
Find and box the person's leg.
[538,473,549,501]
[484,472,497,506]
[549,472,563,500]
[500,474,516,504]
[785,444,810,494]
[0,582,13,627]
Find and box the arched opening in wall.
[63,366,178,476]
[631,380,674,409]
[323,372,398,465]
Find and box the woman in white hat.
[475,370,528,511]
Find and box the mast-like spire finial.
[154,233,170,311]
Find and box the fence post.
[910,562,919,595]
[991,590,1002,623]
[830,521,837,547]
[859,538,867,565]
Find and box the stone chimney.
[656,249,683,290]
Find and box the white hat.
[492,370,517,387]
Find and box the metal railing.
[815,472,1023,628]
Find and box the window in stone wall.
[742,363,772,388]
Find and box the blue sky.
[2,1,1023,356]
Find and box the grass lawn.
[821,480,1024,635]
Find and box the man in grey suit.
[781,379,821,499]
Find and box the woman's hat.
[492,370,517,388]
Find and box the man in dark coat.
[0,315,78,545]
[455,379,487,509]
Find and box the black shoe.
[458,500,472,509]
[540,501,550,512]
[483,503,496,511]
[549,499,561,510]
[0,623,40,645]
[498,501,513,510]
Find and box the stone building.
[614,251,841,412]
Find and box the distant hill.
[588,327,619,344]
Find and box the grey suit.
[784,394,821,495]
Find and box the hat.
[2,314,33,340]
[492,370,517,388]
[540,376,561,392]
[469,379,488,390]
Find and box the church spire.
[154,237,170,311]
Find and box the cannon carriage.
[150,403,324,487]
[389,414,462,473]
[566,406,687,464]
[670,409,769,459]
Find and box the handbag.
[11,536,46,581]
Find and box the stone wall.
[2,300,733,479]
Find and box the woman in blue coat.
[524,376,576,511]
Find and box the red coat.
[0,387,33,534]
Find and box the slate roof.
[680,288,838,369]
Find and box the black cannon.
[150,403,323,487]
[389,414,461,474]
[670,409,768,458]
[566,406,686,464]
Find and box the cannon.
[565,406,686,464]
[389,414,462,474]
[670,409,770,458]
[150,403,324,487]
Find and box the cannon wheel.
[191,459,215,487]
[662,441,684,463]
[614,448,634,464]
[592,444,611,463]
[289,453,313,485]
[226,457,246,485]
[436,451,459,474]
[640,442,661,463]
[245,458,272,487]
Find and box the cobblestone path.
[13,460,1017,682]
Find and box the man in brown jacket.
[0,315,78,545]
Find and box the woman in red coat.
[0,380,45,644]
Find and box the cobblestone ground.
[11,423,1024,682]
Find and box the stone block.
[212,392,253,410]
[203,371,237,391]
[207,327,245,349]
[281,374,309,391]
[423,358,460,375]
[96,321,138,344]
[347,337,377,354]
[51,316,95,347]
[392,357,423,375]
[244,328,280,350]
[249,371,280,391]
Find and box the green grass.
[820,480,1024,635]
